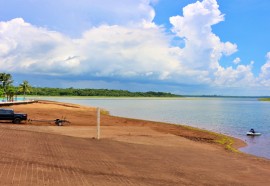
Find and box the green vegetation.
[18,80,32,100]
[259,98,270,101]
[214,135,238,152]
[0,73,19,101]
[27,87,181,97]
[0,72,181,98]
[180,125,239,152]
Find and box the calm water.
[38,97,270,159]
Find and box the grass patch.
[100,109,109,115]
[178,125,239,152]
[214,134,238,152]
[259,98,270,101]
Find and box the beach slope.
[0,100,268,185]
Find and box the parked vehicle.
[0,108,27,124]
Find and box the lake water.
[38,97,270,159]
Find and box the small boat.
[246,132,261,136]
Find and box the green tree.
[5,86,16,101]
[18,80,31,100]
[0,73,13,100]
[0,88,4,99]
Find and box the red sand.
[0,100,268,185]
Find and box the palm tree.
[0,73,13,100]
[5,86,16,101]
[19,80,31,100]
[0,89,4,100]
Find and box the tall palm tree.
[19,80,31,100]
[6,86,16,101]
[0,73,13,100]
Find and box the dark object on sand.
[28,118,71,126]
[0,108,27,124]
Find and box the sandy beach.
[0,100,269,185]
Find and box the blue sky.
[0,0,270,96]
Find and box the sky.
[0,0,269,96]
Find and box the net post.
[97,107,100,139]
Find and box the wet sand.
[0,100,269,185]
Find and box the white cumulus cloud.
[169,0,240,83]
[0,18,79,75]
[0,0,269,94]
[233,57,241,64]
[0,18,182,81]
[259,52,270,86]
[214,62,255,87]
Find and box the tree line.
[28,87,181,97]
[0,72,181,99]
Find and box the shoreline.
[1,100,270,185]
[106,113,247,152]
[3,99,246,152]
[42,99,249,152]
[0,99,255,155]
[12,100,246,153]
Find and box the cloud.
[0,0,269,95]
[0,18,78,75]
[0,18,183,82]
[214,62,255,87]
[168,0,261,88]
[233,57,241,64]
[259,52,270,86]
[169,0,239,81]
[0,0,156,35]
[76,25,183,80]
[170,0,237,71]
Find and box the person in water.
[249,128,255,133]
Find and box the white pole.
[97,107,100,139]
